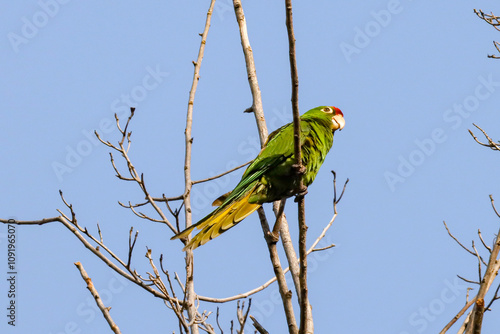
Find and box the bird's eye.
[322,107,331,113]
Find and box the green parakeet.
[172,106,345,250]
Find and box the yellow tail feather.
[182,190,261,251]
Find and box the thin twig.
[216,307,223,334]
[457,275,480,285]
[443,221,478,257]
[471,242,485,281]
[250,316,269,334]
[192,160,252,185]
[478,229,492,253]
[127,227,139,269]
[490,194,500,218]
[484,283,500,311]
[474,9,500,29]
[469,124,500,151]
[0,217,61,225]
[332,171,349,211]
[312,244,335,252]
[145,249,190,331]
[74,262,121,334]
[236,299,251,334]
[439,297,477,334]
[490,41,500,59]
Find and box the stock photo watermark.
[339,0,413,63]
[5,220,17,326]
[384,73,500,192]
[213,0,233,21]
[7,0,72,53]
[51,64,169,183]
[399,276,467,333]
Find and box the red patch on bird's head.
[331,106,343,116]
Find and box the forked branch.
[95,109,177,234]
[469,124,500,151]
[474,9,500,59]
[442,198,500,333]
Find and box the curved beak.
[332,114,345,131]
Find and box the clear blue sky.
[2,1,500,333]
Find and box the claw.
[294,185,308,201]
[291,163,306,175]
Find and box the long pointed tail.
[171,187,261,251]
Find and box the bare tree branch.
[460,195,500,333]
[215,307,224,334]
[127,227,139,269]
[312,244,335,252]
[478,229,492,253]
[439,297,477,334]
[192,160,252,185]
[490,41,500,59]
[258,208,298,334]
[474,9,500,58]
[277,206,301,303]
[250,315,269,334]
[181,2,217,333]
[443,221,482,259]
[457,275,480,285]
[232,0,268,144]
[474,9,500,30]
[231,1,300,333]
[469,124,500,151]
[484,283,500,311]
[0,216,173,301]
[145,249,195,332]
[74,262,122,334]
[283,0,313,332]
[236,299,251,334]
[96,109,177,233]
[332,171,349,211]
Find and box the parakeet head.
[304,106,345,131]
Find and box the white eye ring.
[322,107,332,113]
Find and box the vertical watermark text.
[6,220,17,326]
